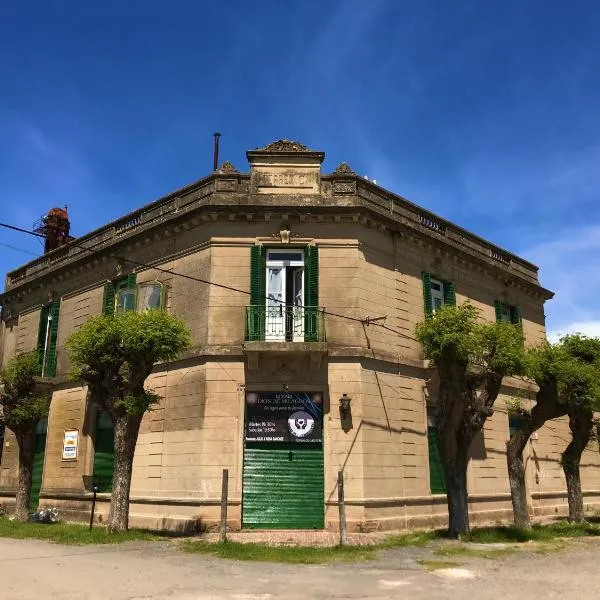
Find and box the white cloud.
[547,321,600,343]
[520,225,600,336]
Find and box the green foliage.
[113,391,161,417]
[66,310,191,416]
[0,352,50,429]
[67,311,191,372]
[0,517,164,545]
[526,335,600,412]
[558,335,600,411]
[415,304,526,376]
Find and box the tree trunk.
[444,449,470,538]
[14,428,35,522]
[107,414,143,533]
[506,426,532,529]
[562,409,593,523]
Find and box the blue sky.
[1,1,599,339]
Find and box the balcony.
[245,305,326,343]
[243,305,327,370]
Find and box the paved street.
[1,536,598,599]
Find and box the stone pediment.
[258,139,310,152]
[247,139,325,195]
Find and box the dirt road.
[1,537,597,599]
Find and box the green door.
[93,411,115,492]
[242,444,324,529]
[30,419,48,510]
[242,391,325,529]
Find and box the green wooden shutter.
[45,300,61,377]
[93,411,115,492]
[511,305,522,325]
[30,420,48,509]
[250,246,266,306]
[304,246,319,342]
[422,272,433,318]
[126,272,137,288]
[494,299,503,322]
[443,280,456,306]
[102,282,116,316]
[427,426,446,494]
[36,305,50,374]
[248,246,266,341]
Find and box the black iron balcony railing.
[245,305,326,343]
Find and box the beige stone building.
[1,139,599,532]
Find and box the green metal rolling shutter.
[36,305,50,374]
[45,301,60,377]
[443,280,456,306]
[422,272,433,318]
[102,282,116,316]
[30,424,47,509]
[93,411,114,492]
[304,246,319,342]
[248,246,266,341]
[243,445,324,529]
[427,427,446,495]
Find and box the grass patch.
[382,530,444,548]
[435,545,516,559]
[0,517,164,545]
[183,540,378,564]
[417,559,461,571]
[464,521,600,544]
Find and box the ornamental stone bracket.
[331,162,358,195]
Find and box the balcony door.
[265,250,304,341]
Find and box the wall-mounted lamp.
[339,393,352,417]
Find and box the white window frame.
[136,283,165,312]
[430,278,445,313]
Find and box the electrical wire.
[0,221,417,341]
[0,241,39,256]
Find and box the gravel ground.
[1,536,598,599]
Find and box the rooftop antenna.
[213,132,221,171]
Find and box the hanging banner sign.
[62,429,79,460]
[245,391,323,443]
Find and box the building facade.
[1,139,599,532]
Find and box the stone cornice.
[3,172,552,303]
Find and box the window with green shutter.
[36,301,60,377]
[423,272,455,316]
[30,418,48,509]
[92,410,114,493]
[443,280,456,306]
[248,245,266,341]
[116,273,137,313]
[103,273,138,316]
[304,245,319,342]
[45,301,60,377]
[427,423,446,495]
[36,305,50,374]
[102,282,116,316]
[494,300,522,325]
[422,272,433,317]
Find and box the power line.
[0,221,417,342]
[0,241,39,256]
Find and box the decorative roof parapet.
[218,161,239,174]
[333,162,356,175]
[257,139,310,152]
